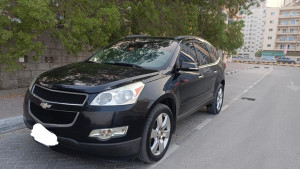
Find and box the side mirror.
[178,62,199,71]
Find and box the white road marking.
[287,81,300,91]
[231,69,273,102]
[222,105,229,111]
[195,118,213,130]
[147,144,180,169]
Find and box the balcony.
[278,14,300,18]
[274,47,297,51]
[277,31,299,35]
[278,23,299,27]
[276,39,300,43]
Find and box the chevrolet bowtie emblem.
[40,102,52,109]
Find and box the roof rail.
[125,35,150,38]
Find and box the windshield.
[89,38,178,70]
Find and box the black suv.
[277,57,296,64]
[23,35,225,163]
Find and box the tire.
[138,103,173,163]
[206,84,224,115]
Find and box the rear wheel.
[138,103,173,163]
[206,84,224,114]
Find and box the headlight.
[29,75,39,92]
[90,82,145,106]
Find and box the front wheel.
[138,103,173,163]
[206,84,224,114]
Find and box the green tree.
[0,0,262,71]
[0,0,120,71]
[255,50,263,58]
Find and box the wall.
[263,7,280,51]
[0,33,92,90]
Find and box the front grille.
[30,102,78,125]
[32,85,87,105]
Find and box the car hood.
[36,62,160,93]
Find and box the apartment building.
[237,3,266,59]
[262,4,300,62]
[284,0,300,6]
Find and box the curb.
[232,60,300,67]
[0,115,25,134]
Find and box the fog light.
[89,126,128,141]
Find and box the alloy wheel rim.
[216,88,223,110]
[150,113,171,156]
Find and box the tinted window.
[204,44,218,62]
[209,47,219,62]
[89,38,178,70]
[180,41,198,62]
[193,42,211,65]
[179,52,197,65]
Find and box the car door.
[193,41,217,101]
[177,41,208,116]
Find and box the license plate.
[31,123,58,147]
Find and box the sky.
[266,0,283,7]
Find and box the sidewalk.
[0,88,27,119]
[0,88,27,134]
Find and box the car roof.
[124,35,212,45]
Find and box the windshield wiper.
[102,62,143,68]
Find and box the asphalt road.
[1,66,300,169]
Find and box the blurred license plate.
[31,123,58,147]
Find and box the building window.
[292,11,297,16]
[281,36,286,41]
[291,20,296,24]
[269,28,273,32]
[289,37,294,41]
[267,44,271,47]
[280,44,285,49]
[283,29,287,33]
[283,20,289,25]
[285,12,289,16]
[271,12,275,15]
[290,28,294,33]
[268,36,272,40]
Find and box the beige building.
[262,4,300,62]
[237,2,266,59]
[284,0,300,6]
[262,8,280,52]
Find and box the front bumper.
[23,90,150,156]
[56,136,141,156]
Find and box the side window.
[205,44,217,63]
[180,41,198,63]
[209,47,218,62]
[193,42,211,65]
[215,49,221,60]
[179,51,196,66]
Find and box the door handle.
[198,75,204,79]
[214,71,218,74]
